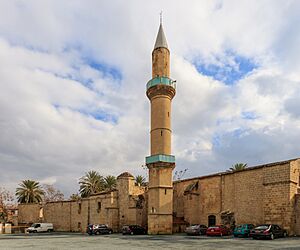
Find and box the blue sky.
[194,52,257,84]
[0,0,300,196]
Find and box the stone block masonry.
[173,158,300,235]
[18,158,300,235]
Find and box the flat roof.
[174,158,300,184]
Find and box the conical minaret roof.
[154,23,168,50]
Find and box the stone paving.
[0,233,300,250]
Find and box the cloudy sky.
[0,0,300,196]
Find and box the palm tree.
[104,175,117,190]
[15,180,44,203]
[135,175,146,186]
[229,163,248,172]
[79,170,104,198]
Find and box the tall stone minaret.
[146,20,176,234]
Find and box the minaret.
[146,19,176,234]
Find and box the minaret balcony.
[146,76,176,91]
[146,154,175,165]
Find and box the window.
[97,202,101,212]
[161,130,163,136]
[78,203,81,214]
[165,189,167,195]
[168,112,169,117]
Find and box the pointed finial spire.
[154,12,168,50]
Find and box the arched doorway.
[208,215,216,227]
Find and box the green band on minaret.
[146,76,176,91]
[146,154,175,164]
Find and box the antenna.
[160,11,163,24]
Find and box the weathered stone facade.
[173,158,300,236]
[18,158,300,235]
[18,173,147,232]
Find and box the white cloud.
[0,0,300,195]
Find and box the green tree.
[15,180,44,203]
[79,170,104,198]
[104,175,117,190]
[229,163,248,172]
[135,175,146,186]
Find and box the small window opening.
[97,202,101,212]
[161,130,163,136]
[78,203,81,214]
[168,112,169,117]
[165,189,167,195]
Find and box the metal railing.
[146,77,176,91]
[145,154,175,164]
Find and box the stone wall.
[173,159,300,235]
[18,172,147,233]
[89,191,119,231]
[295,194,300,235]
[223,167,264,225]
[173,175,222,227]
[42,191,122,232]
[18,203,42,225]
[262,163,291,230]
[290,160,300,235]
[17,159,300,235]
[117,173,147,230]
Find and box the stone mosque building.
[18,22,300,235]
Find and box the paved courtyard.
[1,233,300,250]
